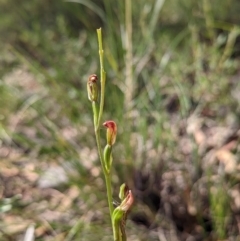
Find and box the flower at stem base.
[119,190,134,212]
[103,120,117,146]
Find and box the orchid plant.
[87,28,134,241]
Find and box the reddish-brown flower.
[87,74,98,102]
[103,120,117,146]
[119,190,134,212]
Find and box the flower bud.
[87,74,98,102]
[103,144,112,172]
[119,183,128,200]
[103,120,117,146]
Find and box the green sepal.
[87,80,98,102]
[103,144,112,173]
[113,207,125,222]
[119,183,126,201]
[112,207,125,241]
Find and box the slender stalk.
[97,28,106,128]
[95,28,114,217]
[105,171,114,215]
[91,28,131,241]
[92,102,99,128]
[94,127,114,216]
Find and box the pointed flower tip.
[103,120,117,146]
[120,190,134,212]
[88,74,98,83]
[103,120,117,129]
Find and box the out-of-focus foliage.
[0,0,240,240]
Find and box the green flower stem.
[92,102,99,128]
[97,28,106,128]
[94,126,114,217]
[94,28,114,219]
[105,169,114,215]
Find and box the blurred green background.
[1,0,240,240]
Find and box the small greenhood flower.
[119,190,134,212]
[87,74,98,102]
[103,120,117,146]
